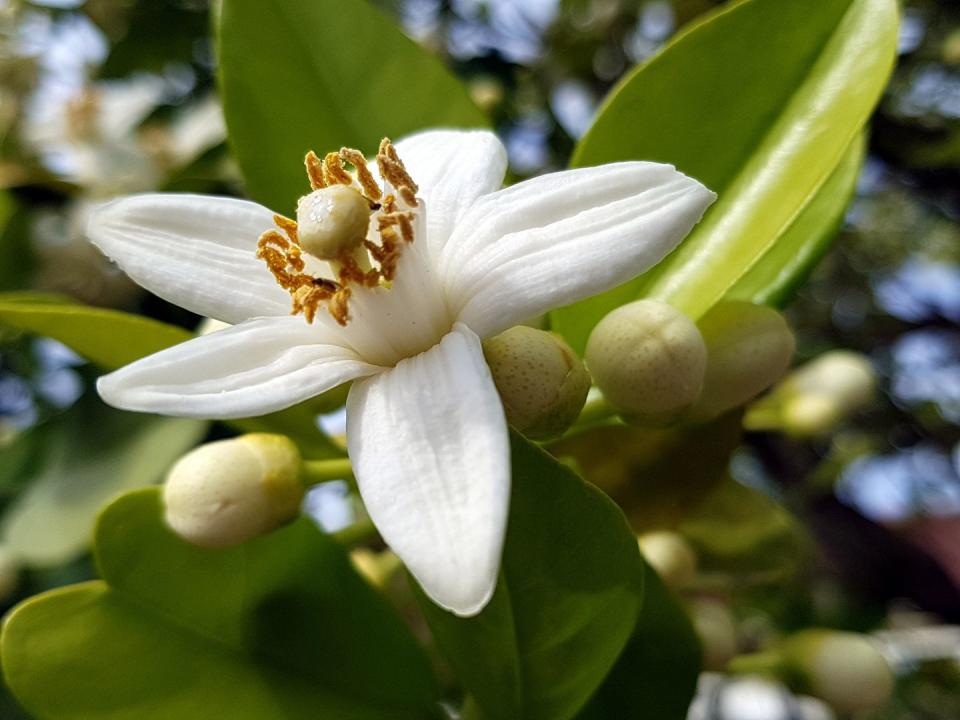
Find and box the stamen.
[339,148,382,202]
[256,137,420,326]
[322,152,353,186]
[304,152,326,191]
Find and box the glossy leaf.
[678,474,810,577]
[0,397,206,567]
[728,134,866,306]
[1,489,438,720]
[0,293,190,370]
[416,433,644,720]
[575,564,701,720]
[553,0,897,352]
[0,293,346,456]
[218,0,487,212]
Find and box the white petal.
[372,130,507,258]
[98,316,378,419]
[87,193,293,323]
[440,162,716,338]
[346,324,509,616]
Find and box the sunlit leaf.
[0,293,190,370]
[728,134,866,306]
[1,489,438,720]
[552,0,897,352]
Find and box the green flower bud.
[296,184,372,261]
[689,598,738,671]
[585,300,707,425]
[783,629,894,714]
[484,326,591,440]
[163,433,304,548]
[638,531,698,589]
[690,302,795,421]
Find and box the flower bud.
[585,299,707,425]
[483,326,591,440]
[638,530,698,589]
[747,351,876,436]
[296,184,371,260]
[689,598,738,671]
[690,302,795,421]
[163,433,304,548]
[781,629,894,714]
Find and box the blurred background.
[0,0,958,718]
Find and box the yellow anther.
[304,151,326,191]
[339,147,382,201]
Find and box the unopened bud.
[585,300,707,425]
[690,302,795,421]
[782,629,894,714]
[689,598,738,671]
[484,326,591,440]
[163,433,304,548]
[638,531,698,589]
[748,351,876,436]
[296,184,371,261]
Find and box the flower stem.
[301,457,354,486]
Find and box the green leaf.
[1,489,437,720]
[575,564,701,720]
[218,0,487,212]
[553,0,897,352]
[0,292,346,456]
[0,293,190,370]
[0,397,206,567]
[416,433,644,720]
[678,474,810,578]
[727,134,866,306]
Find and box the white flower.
[87,129,715,616]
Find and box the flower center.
[256,138,419,326]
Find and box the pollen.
[256,138,419,326]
